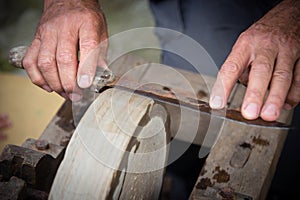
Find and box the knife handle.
[8,46,28,69]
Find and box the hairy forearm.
[257,0,300,38]
[41,0,103,27]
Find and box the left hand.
[209,0,300,121]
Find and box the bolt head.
[35,140,49,150]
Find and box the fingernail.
[262,104,278,117]
[210,96,223,109]
[244,103,259,119]
[283,103,293,110]
[78,75,91,88]
[68,93,82,102]
[42,85,52,92]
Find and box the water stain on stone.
[252,136,270,146]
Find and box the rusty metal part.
[0,176,26,200]
[35,140,49,150]
[92,67,115,93]
[22,138,64,159]
[105,78,289,129]
[0,143,64,192]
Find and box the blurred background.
[0,0,159,150]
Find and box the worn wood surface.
[189,86,292,200]
[189,120,290,200]
[108,54,222,145]
[108,53,292,200]
[49,88,169,200]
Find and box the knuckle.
[84,11,97,20]
[83,11,102,22]
[22,57,35,70]
[31,77,45,86]
[273,69,292,82]
[238,32,250,42]
[252,63,273,74]
[57,50,75,65]
[220,61,242,76]
[236,32,253,47]
[80,39,99,51]
[38,56,55,71]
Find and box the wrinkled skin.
[0,114,12,140]
[209,0,300,121]
[24,0,299,121]
[23,0,108,101]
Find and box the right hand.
[23,0,108,101]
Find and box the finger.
[261,53,294,121]
[37,31,63,93]
[69,84,84,102]
[56,28,78,95]
[23,38,52,92]
[77,22,102,89]
[241,49,276,120]
[284,59,300,110]
[210,37,252,109]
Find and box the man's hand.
[209,0,300,121]
[23,0,108,101]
